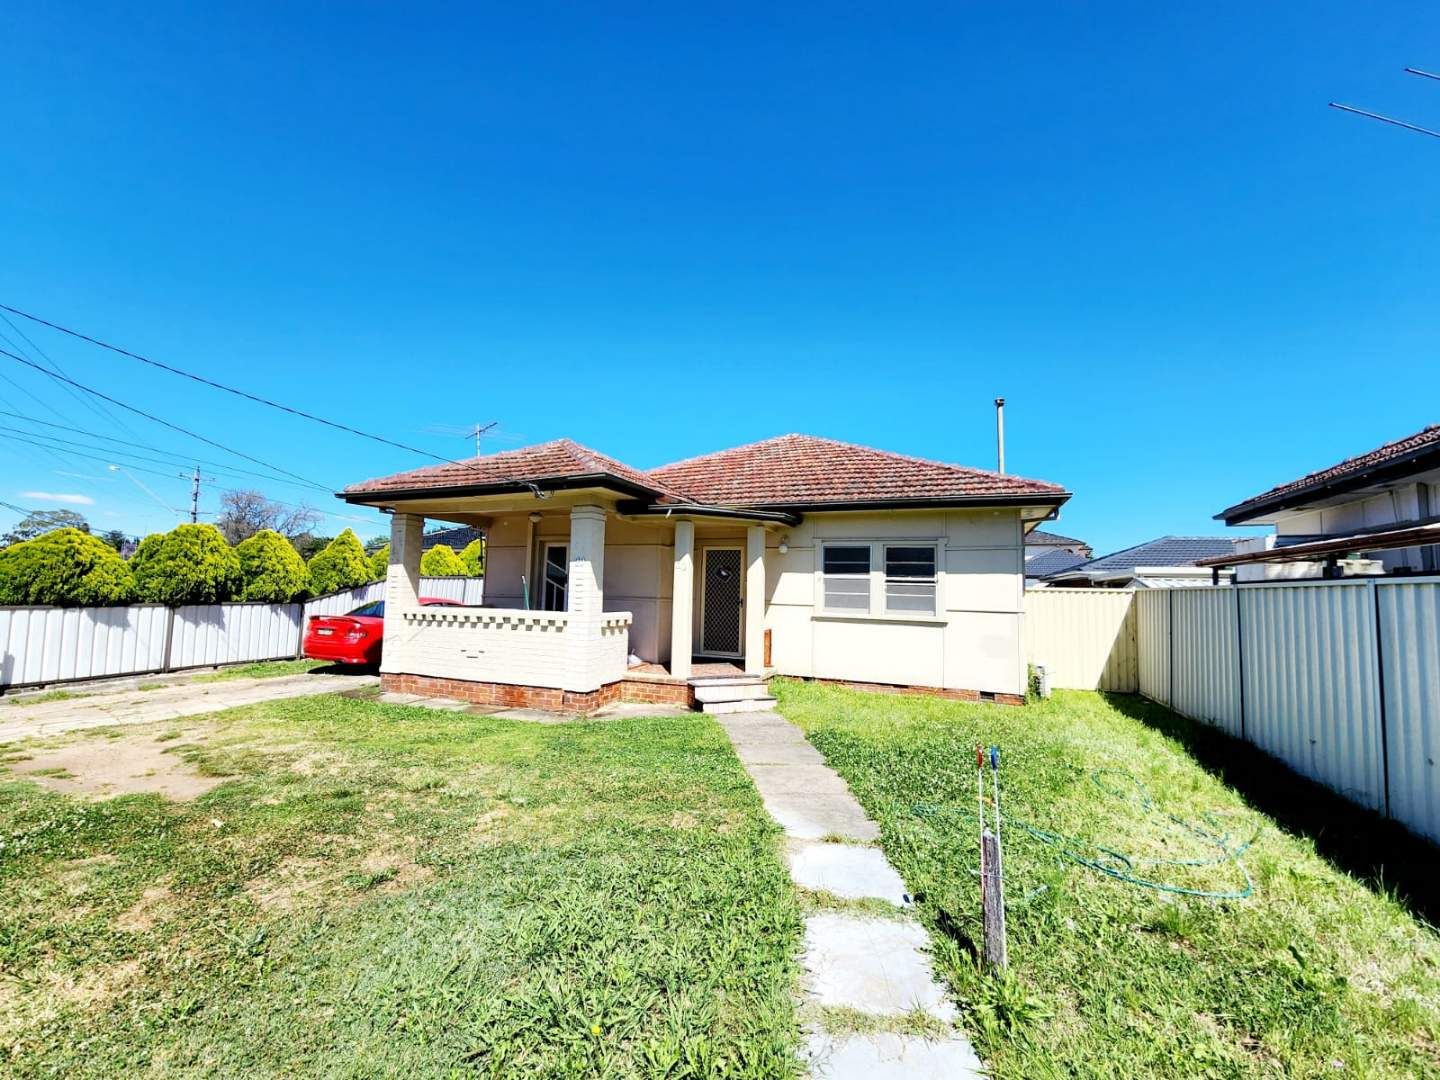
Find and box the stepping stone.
[787,840,908,905]
[807,1031,984,1080]
[802,913,956,1020]
[759,789,880,842]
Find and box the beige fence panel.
[1023,589,1137,691]
[1135,589,1171,704]
[1170,589,1242,737]
[1239,582,1384,813]
[1376,581,1440,844]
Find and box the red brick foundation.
[797,676,1025,707]
[381,672,622,713]
[619,673,696,708]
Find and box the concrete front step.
[700,697,778,714]
[692,680,772,704]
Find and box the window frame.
[820,542,873,614]
[882,543,939,616]
[816,539,945,622]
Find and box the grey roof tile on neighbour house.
[343,433,1069,512]
[1026,529,1087,548]
[1055,536,1235,577]
[421,525,483,550]
[1024,549,1088,578]
[1218,424,1440,525]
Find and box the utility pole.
[189,466,200,523]
[467,421,498,457]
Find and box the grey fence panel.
[1377,582,1440,844]
[302,577,484,619]
[415,577,486,604]
[169,604,304,669]
[1239,583,1384,813]
[1135,589,1171,704]
[1170,589,1242,737]
[0,605,170,687]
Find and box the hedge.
[368,543,390,582]
[130,524,242,605]
[307,529,372,595]
[235,529,310,602]
[0,528,136,606]
[420,544,467,577]
[458,538,485,576]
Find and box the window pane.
[885,581,936,614]
[885,546,936,578]
[824,578,870,611]
[823,545,871,575]
[349,601,383,617]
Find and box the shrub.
[458,538,485,576]
[130,524,243,604]
[368,543,390,582]
[0,528,136,606]
[307,529,372,595]
[235,529,310,602]
[420,544,466,577]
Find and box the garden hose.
[912,767,1260,901]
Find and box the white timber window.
[821,544,872,613]
[884,544,937,615]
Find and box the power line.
[1405,67,1440,82]
[1328,102,1440,139]
[0,345,333,493]
[0,429,192,482]
[0,303,464,464]
[0,410,319,489]
[0,312,139,437]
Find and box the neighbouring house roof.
[644,434,1067,509]
[1218,424,1440,525]
[1047,536,1235,583]
[1023,549,1088,579]
[344,439,693,502]
[343,433,1069,513]
[422,525,483,550]
[1026,529,1087,548]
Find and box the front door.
[700,546,744,657]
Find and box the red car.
[303,597,463,666]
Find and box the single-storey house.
[339,434,1069,711]
[1212,424,1440,581]
[1042,536,1234,589]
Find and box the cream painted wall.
[762,508,1027,695]
[1276,481,1440,573]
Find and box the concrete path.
[715,710,984,1079]
[0,672,378,742]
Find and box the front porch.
[373,492,783,712]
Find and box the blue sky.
[1,3,1438,555]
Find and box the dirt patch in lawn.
[12,730,224,801]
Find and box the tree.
[307,529,371,595]
[363,535,389,553]
[130,524,243,604]
[458,538,485,577]
[235,529,310,602]
[215,490,322,546]
[99,529,130,552]
[0,528,135,606]
[420,543,466,577]
[3,509,90,546]
[290,533,334,561]
[368,543,390,582]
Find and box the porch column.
[381,512,423,674]
[745,525,766,674]
[563,504,608,693]
[670,519,694,679]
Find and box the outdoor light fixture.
[529,512,542,523]
[778,537,789,554]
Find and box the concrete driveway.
[0,670,378,742]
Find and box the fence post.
[1167,589,1175,706]
[161,606,178,673]
[1370,580,1391,820]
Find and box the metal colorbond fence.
[0,577,484,689]
[1023,588,1139,692]
[1135,579,1440,844]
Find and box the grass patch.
[4,689,89,706]
[774,680,1440,1079]
[0,694,803,1077]
[189,659,331,683]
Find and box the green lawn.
[774,680,1440,1079]
[189,658,332,682]
[0,696,803,1078]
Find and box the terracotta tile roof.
[344,438,691,500]
[1219,424,1440,523]
[645,433,1066,507]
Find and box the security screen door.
[700,547,743,656]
